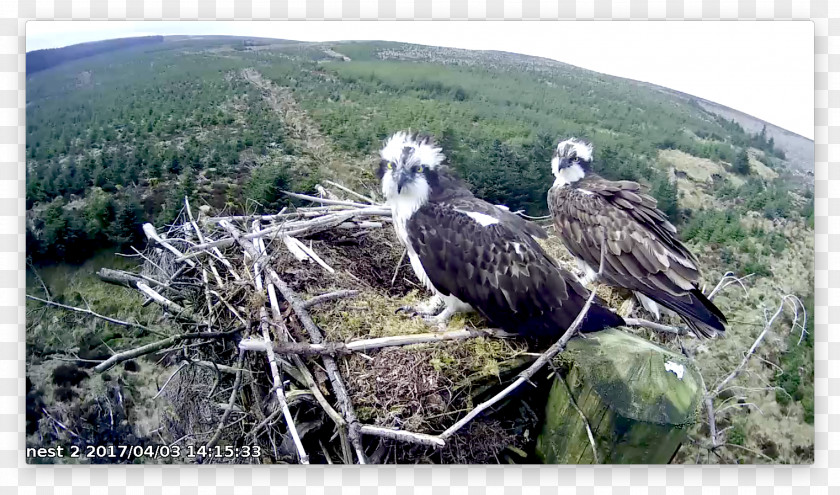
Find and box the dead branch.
[303,290,360,309]
[259,307,309,463]
[220,220,367,464]
[281,190,372,208]
[623,318,693,336]
[358,425,445,448]
[703,293,807,449]
[143,223,196,268]
[323,180,377,204]
[707,272,754,301]
[241,328,499,357]
[93,330,238,372]
[26,294,158,335]
[200,348,246,462]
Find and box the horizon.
[26,21,814,140]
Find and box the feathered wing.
[406,197,623,340]
[548,178,726,338]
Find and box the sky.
[27,20,814,139]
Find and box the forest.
[25,37,815,464]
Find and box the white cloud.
[26,20,814,139]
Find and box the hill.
[25,36,814,464]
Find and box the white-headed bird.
[546,137,726,338]
[377,131,624,341]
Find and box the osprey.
[377,131,624,340]
[546,138,727,338]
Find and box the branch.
[220,220,367,464]
[358,425,445,448]
[26,294,158,334]
[93,330,237,372]
[703,294,807,449]
[258,307,309,463]
[707,272,754,301]
[623,318,693,337]
[303,290,360,309]
[281,191,372,208]
[142,223,196,268]
[391,248,407,287]
[200,348,246,462]
[240,328,493,357]
[322,180,378,204]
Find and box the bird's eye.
[417,165,424,173]
[386,162,393,170]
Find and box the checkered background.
[0,0,834,492]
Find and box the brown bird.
[376,131,624,340]
[546,138,726,338]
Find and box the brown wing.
[579,177,698,266]
[407,198,623,339]
[548,179,726,336]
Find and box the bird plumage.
[547,138,727,338]
[378,131,624,341]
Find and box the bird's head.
[551,138,593,185]
[377,131,445,202]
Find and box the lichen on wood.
[536,329,703,464]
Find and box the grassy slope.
[25,38,814,463]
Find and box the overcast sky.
[27,20,814,139]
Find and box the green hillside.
[25,36,814,464]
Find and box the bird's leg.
[422,297,474,331]
[396,294,444,317]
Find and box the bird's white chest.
[388,194,437,293]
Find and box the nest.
[92,185,542,464]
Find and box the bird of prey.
[546,137,727,338]
[377,131,624,340]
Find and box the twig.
[391,249,407,287]
[323,180,377,204]
[201,348,246,462]
[26,260,51,300]
[623,318,693,337]
[257,287,308,460]
[241,328,498,357]
[358,425,444,448]
[93,330,238,372]
[220,220,367,464]
[41,408,79,438]
[558,374,600,463]
[707,272,754,301]
[303,290,360,309]
[153,362,189,400]
[25,294,159,335]
[137,282,205,324]
[142,223,196,268]
[281,191,372,208]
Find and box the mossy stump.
[535,329,702,464]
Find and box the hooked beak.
[396,171,410,194]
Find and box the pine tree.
[733,149,751,175]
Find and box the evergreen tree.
[733,149,751,175]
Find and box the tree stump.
[535,328,702,464]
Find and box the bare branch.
[26,294,162,336]
[323,180,377,204]
[303,290,360,309]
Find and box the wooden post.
[535,328,702,464]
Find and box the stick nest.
[94,187,540,464]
